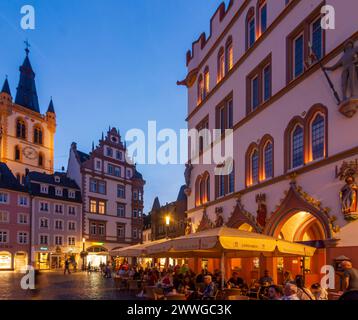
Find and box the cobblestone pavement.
[0,271,140,300]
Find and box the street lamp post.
[165,215,170,239]
[82,238,86,271]
[165,215,170,268]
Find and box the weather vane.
[24,39,31,55]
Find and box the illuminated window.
[98,201,105,215]
[226,37,234,72]
[90,200,97,213]
[68,237,76,246]
[217,47,225,82]
[204,67,210,98]
[197,74,204,104]
[259,2,267,34]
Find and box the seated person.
[160,272,173,288]
[199,275,217,300]
[311,283,328,300]
[196,269,206,284]
[227,272,244,288]
[267,285,283,300]
[259,270,274,286]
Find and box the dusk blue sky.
[0,0,229,213]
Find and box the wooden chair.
[224,288,242,299]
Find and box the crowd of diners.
[109,263,337,300]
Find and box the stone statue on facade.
[184,162,193,187]
[184,162,193,196]
[325,40,358,117]
[185,218,192,235]
[215,209,224,228]
[340,176,358,220]
[256,193,267,228]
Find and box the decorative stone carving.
[256,193,267,228]
[265,180,338,238]
[196,209,214,232]
[184,162,193,196]
[325,41,358,118]
[336,160,358,221]
[185,218,192,235]
[226,196,262,233]
[215,208,224,228]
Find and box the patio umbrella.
[110,239,169,258]
[145,227,316,288]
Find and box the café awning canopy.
[110,239,168,257]
[145,227,316,258]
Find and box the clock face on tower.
[22,146,38,160]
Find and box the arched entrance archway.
[264,181,334,285]
[274,210,326,242]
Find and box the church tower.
[0,46,56,180]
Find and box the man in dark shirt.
[228,272,244,288]
[342,261,358,291]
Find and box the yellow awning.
[145,227,316,258]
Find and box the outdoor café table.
[223,288,242,298]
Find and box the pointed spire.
[1,76,11,96]
[92,141,95,152]
[47,97,55,113]
[15,43,40,113]
[152,197,161,211]
[101,132,104,141]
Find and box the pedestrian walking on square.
[64,259,71,275]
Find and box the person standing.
[64,259,71,275]
[295,275,315,300]
[341,261,358,292]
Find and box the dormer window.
[68,190,76,199]
[40,185,49,194]
[54,176,61,183]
